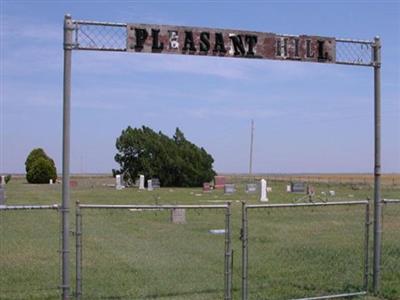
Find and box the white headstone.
[260,179,268,202]
[49,179,53,185]
[147,179,153,191]
[0,175,5,186]
[286,184,291,192]
[139,175,145,190]
[116,174,123,190]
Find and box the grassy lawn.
[0,176,399,299]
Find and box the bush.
[26,158,57,184]
[25,148,57,184]
[5,175,11,184]
[25,148,53,173]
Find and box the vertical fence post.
[364,201,370,290]
[372,36,382,295]
[241,202,248,300]
[224,202,232,300]
[62,14,73,300]
[75,201,82,300]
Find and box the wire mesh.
[73,22,127,51]
[335,40,374,66]
[381,201,400,300]
[78,207,228,299]
[245,204,367,299]
[0,208,60,299]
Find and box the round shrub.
[25,148,51,173]
[26,157,57,184]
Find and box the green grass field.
[0,176,399,300]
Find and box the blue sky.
[1,1,399,174]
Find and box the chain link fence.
[241,201,369,300]
[381,199,400,300]
[75,203,232,300]
[73,21,126,51]
[335,39,374,66]
[0,205,60,300]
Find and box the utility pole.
[249,119,254,175]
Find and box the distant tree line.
[113,126,216,187]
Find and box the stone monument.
[224,184,236,194]
[171,208,186,224]
[115,174,124,190]
[139,175,145,190]
[260,179,268,202]
[214,176,226,189]
[147,179,153,191]
[151,178,160,189]
[203,182,211,192]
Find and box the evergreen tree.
[114,126,216,187]
[25,148,57,183]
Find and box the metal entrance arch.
[61,14,381,299]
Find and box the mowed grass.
[0,176,399,300]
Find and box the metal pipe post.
[224,202,232,300]
[241,202,248,300]
[372,36,382,295]
[364,201,370,290]
[62,14,74,300]
[75,201,82,300]
[249,119,254,175]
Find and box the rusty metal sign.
[127,24,336,63]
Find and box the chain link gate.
[0,205,60,299]
[61,14,381,299]
[75,202,232,300]
[241,201,370,300]
[381,199,400,299]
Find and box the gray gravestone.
[224,184,236,194]
[246,183,257,193]
[171,208,186,224]
[152,178,160,189]
[147,179,153,191]
[291,182,306,193]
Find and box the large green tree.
[114,126,216,187]
[25,148,57,183]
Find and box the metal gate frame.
[60,14,382,299]
[0,204,61,297]
[241,200,370,300]
[75,202,233,300]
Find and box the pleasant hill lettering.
[127,25,335,62]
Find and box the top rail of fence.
[383,199,400,204]
[71,18,375,67]
[73,20,126,27]
[245,200,369,209]
[0,204,60,210]
[78,203,230,210]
